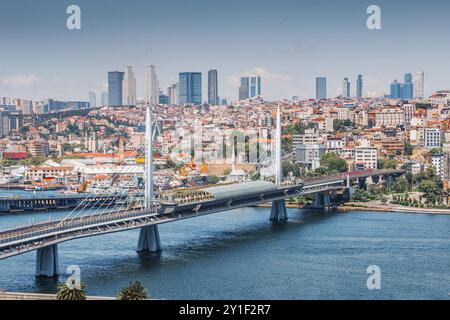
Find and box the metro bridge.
[0,106,405,278]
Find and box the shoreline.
[256,202,450,216]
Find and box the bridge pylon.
[269,105,288,221]
[137,104,162,253]
[35,244,59,278]
[275,104,282,187]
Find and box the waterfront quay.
[0,194,123,214]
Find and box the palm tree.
[56,281,87,300]
[117,281,149,300]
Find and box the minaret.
[145,104,154,210]
[275,105,282,187]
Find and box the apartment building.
[354,146,378,170]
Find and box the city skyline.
[1,0,450,101]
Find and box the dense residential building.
[294,143,326,170]
[354,146,378,170]
[179,72,202,105]
[419,128,442,148]
[208,69,219,105]
[27,141,49,157]
[375,107,405,128]
[326,137,345,155]
[293,130,320,145]
[379,137,405,154]
[431,153,445,180]
[108,71,124,106]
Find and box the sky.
[1,0,450,102]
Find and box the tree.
[56,282,87,300]
[352,188,370,202]
[429,147,443,156]
[378,159,397,170]
[117,281,149,300]
[417,179,443,205]
[222,168,232,176]
[208,176,221,185]
[391,176,409,193]
[1,159,16,167]
[20,156,48,166]
[320,152,348,173]
[333,119,353,132]
[404,143,413,156]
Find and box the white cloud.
[0,74,38,87]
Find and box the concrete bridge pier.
[358,177,367,190]
[137,225,161,252]
[270,199,288,221]
[314,192,332,210]
[35,245,59,278]
[371,175,381,184]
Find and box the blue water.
[0,203,449,300]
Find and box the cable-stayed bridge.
[0,105,405,278]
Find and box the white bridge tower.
[137,103,161,252]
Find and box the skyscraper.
[356,74,363,98]
[402,73,414,99]
[316,77,327,100]
[0,110,10,138]
[179,72,202,105]
[390,80,401,99]
[414,70,425,99]
[100,92,108,106]
[108,71,124,106]
[88,91,96,108]
[239,77,250,101]
[145,65,159,106]
[250,76,262,97]
[123,66,136,106]
[342,78,350,97]
[168,83,179,105]
[239,76,261,100]
[208,69,219,105]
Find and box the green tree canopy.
[320,152,348,173]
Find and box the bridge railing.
[0,207,157,247]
